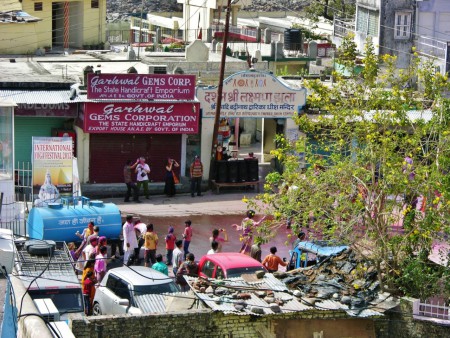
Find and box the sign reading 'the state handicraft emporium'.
[87,73,196,100]
[83,102,200,134]
[196,70,306,118]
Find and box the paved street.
[101,190,294,272]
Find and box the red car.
[197,252,266,279]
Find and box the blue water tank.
[27,200,122,242]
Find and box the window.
[395,12,412,39]
[201,260,215,278]
[91,0,99,9]
[34,2,43,11]
[356,6,379,37]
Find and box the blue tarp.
[296,241,349,257]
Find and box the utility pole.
[137,0,145,59]
[210,0,233,161]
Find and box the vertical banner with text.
[32,137,73,207]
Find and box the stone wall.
[375,298,450,338]
[70,310,355,338]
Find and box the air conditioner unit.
[34,298,60,322]
[148,65,167,74]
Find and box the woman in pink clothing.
[234,210,266,255]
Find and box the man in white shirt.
[123,215,138,265]
[172,239,184,275]
[207,241,219,255]
[136,157,151,199]
[133,219,147,264]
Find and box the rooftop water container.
[27,197,122,242]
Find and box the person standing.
[172,240,184,276]
[152,254,168,276]
[136,157,151,200]
[82,271,96,315]
[234,210,266,255]
[250,239,262,262]
[144,223,158,267]
[134,219,147,264]
[292,231,306,250]
[209,229,228,253]
[262,247,287,273]
[207,241,219,255]
[190,155,203,197]
[123,159,140,203]
[165,226,176,266]
[182,220,193,259]
[94,245,108,284]
[123,215,138,266]
[164,158,179,197]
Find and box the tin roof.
[134,292,192,314]
[0,89,82,103]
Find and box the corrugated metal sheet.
[0,90,83,103]
[186,275,388,318]
[134,292,189,314]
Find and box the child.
[82,270,96,315]
[165,226,176,266]
[144,223,158,267]
[262,246,287,273]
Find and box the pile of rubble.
[280,248,382,309]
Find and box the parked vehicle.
[14,239,84,319]
[287,240,349,270]
[197,252,266,279]
[92,266,180,315]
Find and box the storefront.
[80,73,200,183]
[0,90,79,165]
[196,70,307,179]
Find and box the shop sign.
[15,103,78,117]
[87,73,196,100]
[197,70,306,118]
[32,137,73,207]
[84,102,200,134]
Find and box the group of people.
[69,221,110,315]
[123,155,204,201]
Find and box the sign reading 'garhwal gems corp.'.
[196,71,306,118]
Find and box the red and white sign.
[197,70,306,118]
[87,73,196,100]
[84,102,200,134]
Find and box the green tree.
[247,41,450,299]
[304,0,356,22]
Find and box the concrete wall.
[0,23,40,54]
[375,298,450,338]
[70,309,373,338]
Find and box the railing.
[106,30,130,44]
[333,18,355,38]
[416,35,447,61]
[413,298,450,323]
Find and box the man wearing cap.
[123,215,138,265]
[190,155,203,197]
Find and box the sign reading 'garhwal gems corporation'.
[196,71,306,118]
[84,102,200,134]
[87,73,196,100]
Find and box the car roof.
[106,266,173,286]
[200,252,264,270]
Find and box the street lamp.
[210,0,237,171]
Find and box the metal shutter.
[89,134,181,183]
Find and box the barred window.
[356,7,379,37]
[395,12,412,39]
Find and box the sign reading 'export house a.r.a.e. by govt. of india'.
[196,70,306,118]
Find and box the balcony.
[416,35,447,61]
[333,18,355,39]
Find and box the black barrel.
[237,160,247,182]
[284,28,302,51]
[215,160,228,183]
[245,159,259,181]
[227,160,239,183]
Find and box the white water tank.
[0,228,14,274]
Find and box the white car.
[92,266,180,315]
